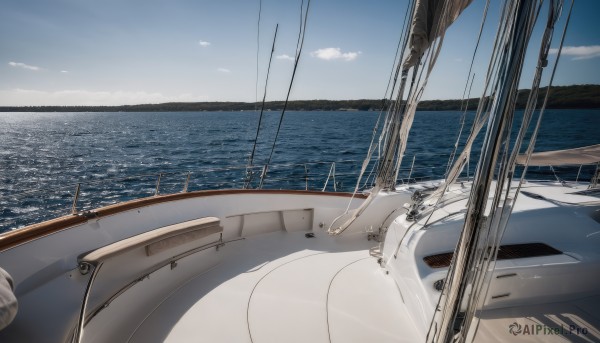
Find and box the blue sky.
[1,0,598,106]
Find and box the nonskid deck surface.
[475,295,600,342]
[130,231,421,343]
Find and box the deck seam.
[245,251,328,343]
[325,257,371,343]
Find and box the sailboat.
[0,0,598,342]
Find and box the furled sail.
[403,0,474,69]
[379,0,475,189]
[330,0,474,235]
[516,144,600,166]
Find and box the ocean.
[1,109,598,232]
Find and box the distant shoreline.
[1,84,598,112]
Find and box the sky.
[1,0,599,106]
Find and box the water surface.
[1,109,598,231]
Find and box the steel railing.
[1,154,598,232]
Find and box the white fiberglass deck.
[129,231,421,343]
[474,295,600,342]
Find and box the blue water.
[0,109,598,231]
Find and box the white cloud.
[549,45,600,60]
[60,70,69,73]
[276,54,295,61]
[310,48,361,61]
[0,89,209,106]
[198,40,211,47]
[217,68,231,73]
[8,61,40,71]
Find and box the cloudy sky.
[1,0,599,106]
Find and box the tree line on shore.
[1,84,597,113]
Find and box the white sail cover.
[403,0,473,69]
[516,144,600,166]
[0,267,17,331]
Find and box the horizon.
[1,0,599,106]
[2,84,596,108]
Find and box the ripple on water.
[10,206,40,214]
[0,110,598,232]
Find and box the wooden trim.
[0,189,366,252]
[0,215,87,252]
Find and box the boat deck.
[474,295,600,342]
[129,231,422,343]
[125,220,600,343]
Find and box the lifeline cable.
[254,0,262,111]
[245,24,279,189]
[259,0,311,188]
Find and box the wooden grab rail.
[80,217,222,263]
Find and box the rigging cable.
[344,0,416,211]
[426,0,512,205]
[378,0,458,189]
[361,0,416,190]
[426,1,565,341]
[460,1,563,338]
[330,0,470,235]
[245,24,279,188]
[255,0,262,111]
[467,1,573,339]
[379,0,451,188]
[425,0,517,338]
[445,0,492,176]
[425,0,491,228]
[259,0,311,188]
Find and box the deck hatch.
[423,242,562,268]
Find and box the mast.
[428,0,567,341]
